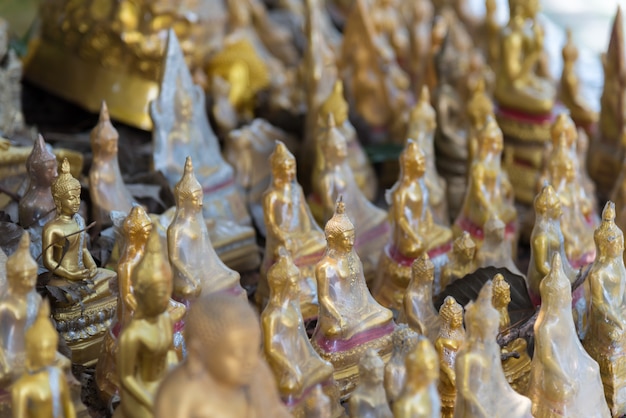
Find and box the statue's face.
[102,138,118,156]
[140,280,171,316]
[333,229,355,252]
[27,340,56,369]
[33,160,58,185]
[185,189,203,211]
[10,267,37,293]
[204,326,260,387]
[58,188,81,216]
[277,158,296,182]
[450,313,463,329]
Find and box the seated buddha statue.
[89,101,136,229]
[393,336,441,418]
[311,199,395,397]
[384,325,420,404]
[167,157,244,305]
[582,202,626,417]
[373,140,452,310]
[435,296,465,418]
[440,232,477,291]
[527,253,610,418]
[401,255,441,342]
[492,274,531,395]
[261,248,344,417]
[454,282,533,417]
[155,293,291,418]
[310,116,390,283]
[475,216,522,276]
[453,115,517,252]
[257,142,325,320]
[41,158,117,367]
[114,228,179,418]
[349,349,393,418]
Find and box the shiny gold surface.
[402,255,441,342]
[435,296,464,418]
[441,232,476,290]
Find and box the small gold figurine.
[401,255,441,342]
[115,228,179,418]
[42,158,117,366]
[11,301,76,418]
[492,274,531,394]
[155,293,291,418]
[583,202,626,417]
[310,116,390,283]
[311,198,394,397]
[167,157,245,304]
[475,216,522,276]
[440,232,477,291]
[466,78,494,169]
[527,253,610,418]
[393,336,441,418]
[384,325,420,404]
[435,296,465,418]
[257,141,326,319]
[261,247,344,418]
[348,349,393,418]
[0,18,24,139]
[454,282,533,417]
[89,101,136,228]
[19,134,57,229]
[374,140,452,309]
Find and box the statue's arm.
[590,274,624,329]
[403,296,426,335]
[316,265,343,328]
[118,331,153,409]
[263,194,287,244]
[262,313,301,390]
[11,381,28,418]
[392,191,422,250]
[42,226,76,279]
[59,373,77,418]
[166,226,195,286]
[456,354,489,418]
[532,235,550,278]
[118,265,137,313]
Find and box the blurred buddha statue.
[261,247,344,418]
[401,255,441,342]
[0,18,24,139]
[440,232,477,291]
[311,199,395,397]
[374,140,452,309]
[257,141,325,320]
[466,78,494,168]
[89,101,136,229]
[304,385,332,418]
[404,0,433,83]
[19,135,57,230]
[393,336,441,418]
[527,253,610,418]
[167,157,244,304]
[155,293,291,418]
[583,202,626,417]
[310,116,390,283]
[436,296,465,418]
[454,282,533,417]
[349,349,393,418]
[370,0,409,65]
[475,216,522,276]
[41,158,117,366]
[384,325,420,404]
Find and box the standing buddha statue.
[311,199,395,397]
[401,255,441,342]
[0,18,24,139]
[436,296,465,418]
[475,216,522,276]
[527,254,610,418]
[384,325,420,404]
[348,349,393,418]
[440,232,477,291]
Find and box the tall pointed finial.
[324,196,354,238]
[99,101,110,122]
[269,140,295,169]
[6,233,37,285]
[27,134,57,174]
[320,81,349,126]
[412,253,434,279]
[594,201,622,248]
[174,156,203,203]
[51,158,80,198]
[91,100,119,151]
[540,253,570,300]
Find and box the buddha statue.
[256,142,325,319]
[374,140,452,309]
[440,232,477,291]
[453,115,517,253]
[304,385,332,418]
[167,157,245,304]
[527,253,610,418]
[370,0,409,65]
[484,0,500,69]
[475,217,522,276]
[11,301,76,418]
[89,101,136,229]
[155,293,291,418]
[560,29,598,128]
[384,325,420,404]
[582,202,626,417]
[41,158,117,366]
[454,282,533,417]
[115,228,179,418]
[19,135,57,230]
[435,296,465,418]
[0,18,24,139]
[310,116,390,283]
[311,199,395,397]
[492,274,532,395]
[261,248,344,417]
[401,255,441,342]
[349,349,393,418]
[466,78,494,168]
[404,0,433,83]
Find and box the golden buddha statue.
[440,232,477,291]
[89,101,136,229]
[492,274,531,395]
[401,255,441,342]
[384,325,420,404]
[261,247,344,418]
[453,115,517,252]
[527,253,610,418]
[370,0,409,65]
[404,0,433,83]
[374,140,452,309]
[393,336,441,418]
[257,141,325,320]
[167,157,245,304]
[310,116,390,283]
[475,217,522,276]
[155,293,291,418]
[311,199,395,397]
[435,296,465,418]
[582,202,626,417]
[454,282,533,417]
[11,301,76,418]
[0,18,24,139]
[466,77,494,168]
[115,228,179,418]
[349,349,393,418]
[41,158,117,366]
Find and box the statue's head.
[26,134,57,186]
[562,28,578,64]
[465,281,499,341]
[411,253,435,285]
[467,77,493,128]
[480,115,504,156]
[269,141,296,183]
[267,246,301,297]
[400,139,426,179]
[406,336,439,383]
[390,324,419,356]
[324,197,356,253]
[123,205,153,246]
[439,296,463,330]
[90,101,119,156]
[539,253,571,308]
[534,184,562,219]
[491,274,511,309]
[548,135,575,183]
[320,80,349,127]
[484,216,505,244]
[409,86,436,133]
[25,300,57,370]
[174,157,203,211]
[453,232,476,262]
[594,201,624,259]
[6,233,37,294]
[358,349,384,385]
[320,114,348,163]
[133,228,173,317]
[51,159,81,216]
[550,113,576,147]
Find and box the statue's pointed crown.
[174,157,203,202]
[594,201,623,246]
[324,196,355,238]
[123,205,152,238]
[606,6,625,78]
[320,80,348,126]
[410,85,436,127]
[267,246,301,291]
[269,140,296,171]
[90,101,119,149]
[400,139,425,173]
[439,295,463,323]
[534,183,560,214]
[51,158,81,197]
[492,273,510,303]
[320,113,347,155]
[7,233,37,282]
[411,252,434,278]
[27,134,57,174]
[25,299,58,351]
[481,114,503,144]
[453,231,476,252]
[550,113,576,144]
[133,228,172,292]
[539,253,570,299]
